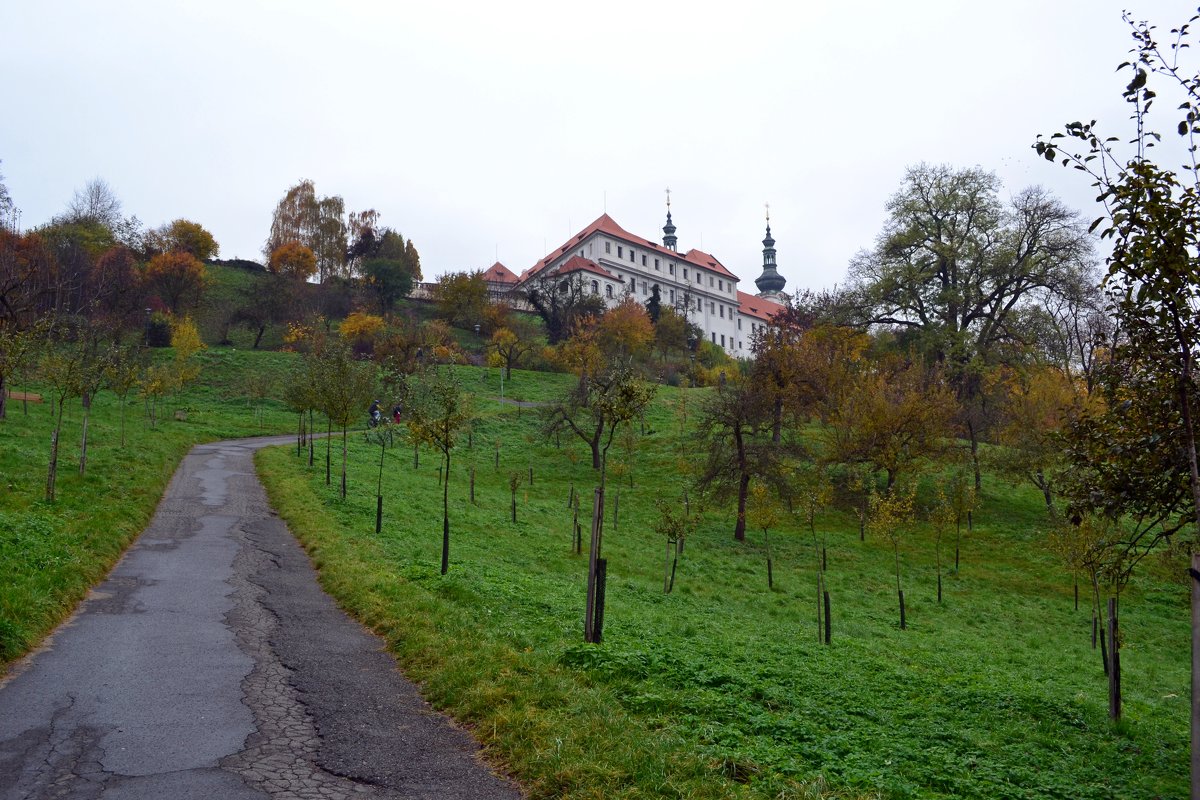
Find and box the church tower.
[754,204,786,301]
[662,188,678,251]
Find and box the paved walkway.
[0,436,521,800]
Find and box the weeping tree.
[407,368,471,574]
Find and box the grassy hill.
[2,347,1188,798]
[256,364,1189,800]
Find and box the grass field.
[256,364,1190,799]
[0,346,297,663]
[2,347,1189,798]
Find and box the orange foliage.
[339,311,386,343]
[596,298,653,358]
[269,241,318,281]
[143,251,207,313]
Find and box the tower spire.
[662,187,677,251]
[754,202,786,300]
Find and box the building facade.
[508,207,785,356]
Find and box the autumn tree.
[0,320,46,420]
[40,333,88,501]
[848,164,1098,486]
[596,297,654,361]
[144,250,207,314]
[652,305,690,361]
[488,324,536,378]
[268,241,318,281]
[407,368,471,574]
[990,366,1083,514]
[147,218,219,260]
[265,179,347,282]
[868,483,917,629]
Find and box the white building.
[510,207,786,355]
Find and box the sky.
[1,1,1195,292]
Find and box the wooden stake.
[1109,596,1121,720]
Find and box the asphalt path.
[0,435,521,800]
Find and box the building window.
[709,302,715,313]
[738,341,743,349]
[719,305,724,318]
[721,334,726,347]
[669,288,675,303]
[591,280,599,294]
[709,276,714,287]
[631,250,635,263]
[654,258,660,270]
[606,284,613,298]
[618,245,623,258]
[605,241,611,254]
[711,332,716,343]
[642,255,647,266]
[683,268,688,280]
[668,264,674,275]
[719,280,724,291]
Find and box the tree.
[232,274,292,349]
[695,372,786,541]
[40,333,88,501]
[105,343,145,447]
[0,230,54,327]
[0,160,14,230]
[523,269,606,344]
[407,368,471,574]
[147,219,219,261]
[268,241,317,281]
[434,270,489,328]
[748,483,782,589]
[821,354,956,490]
[542,364,657,476]
[990,366,1083,514]
[265,180,347,282]
[596,297,654,361]
[849,164,1098,486]
[144,251,207,314]
[488,325,535,379]
[361,258,413,314]
[65,178,122,229]
[0,320,45,420]
[868,483,916,630]
[313,340,377,498]
[652,306,689,361]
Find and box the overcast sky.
[1,1,1194,291]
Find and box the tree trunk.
[1108,596,1121,721]
[79,394,91,476]
[441,451,451,574]
[340,426,348,498]
[734,470,749,541]
[46,401,64,502]
[0,372,7,420]
[967,418,982,491]
[253,325,266,349]
[325,417,332,485]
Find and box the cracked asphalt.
[0,436,521,800]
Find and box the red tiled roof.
[522,213,741,282]
[554,255,622,281]
[482,261,518,283]
[737,290,785,322]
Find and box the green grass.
[258,365,1189,800]
[0,346,298,663]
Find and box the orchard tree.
[695,372,787,541]
[488,325,535,378]
[542,363,656,478]
[313,341,377,497]
[868,483,917,630]
[407,368,471,574]
[596,297,654,361]
[0,320,46,420]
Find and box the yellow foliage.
[340,311,386,343]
